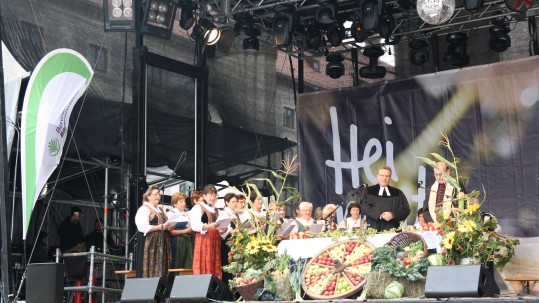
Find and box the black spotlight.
[326,22,345,46]
[489,21,511,52]
[317,0,336,24]
[305,23,322,49]
[243,28,261,52]
[443,32,470,66]
[359,0,383,30]
[190,17,221,45]
[273,4,295,46]
[377,14,395,39]
[234,12,254,39]
[179,0,196,30]
[326,52,345,79]
[360,46,386,79]
[351,21,370,42]
[141,0,178,39]
[409,39,429,65]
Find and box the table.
[505,277,539,294]
[277,231,442,260]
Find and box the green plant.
[418,134,519,270]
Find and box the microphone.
[417,181,423,189]
[159,151,187,191]
[360,183,368,188]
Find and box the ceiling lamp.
[360,46,386,78]
[377,13,395,39]
[327,22,345,47]
[326,52,345,79]
[443,32,470,66]
[179,1,196,30]
[416,0,455,25]
[489,20,511,52]
[273,4,296,46]
[317,0,336,24]
[142,0,178,39]
[409,39,429,65]
[103,0,135,32]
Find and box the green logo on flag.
[48,138,60,156]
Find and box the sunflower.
[246,240,260,254]
[442,231,455,249]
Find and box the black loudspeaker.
[425,265,500,298]
[27,263,65,303]
[121,277,167,303]
[168,274,231,302]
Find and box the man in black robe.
[360,166,410,232]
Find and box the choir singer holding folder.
[189,184,227,279]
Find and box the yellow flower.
[462,203,480,214]
[246,240,260,254]
[443,213,450,220]
[262,243,277,253]
[442,231,455,249]
[457,220,477,233]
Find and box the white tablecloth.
[277,231,442,259]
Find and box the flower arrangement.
[418,134,519,270]
[223,155,301,288]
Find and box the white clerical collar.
[378,187,391,196]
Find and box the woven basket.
[386,232,428,258]
[236,278,264,301]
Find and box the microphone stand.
[321,204,341,231]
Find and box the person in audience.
[135,185,173,279]
[291,202,315,233]
[425,161,458,223]
[57,206,85,252]
[360,166,410,232]
[169,192,193,269]
[338,202,364,230]
[189,184,224,279]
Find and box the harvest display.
[302,240,375,299]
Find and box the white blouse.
[188,203,217,235]
[338,217,363,231]
[135,202,164,236]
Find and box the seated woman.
[168,192,193,269]
[321,204,338,231]
[248,192,266,219]
[338,202,364,231]
[291,202,315,233]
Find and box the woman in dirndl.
[189,184,224,279]
[134,185,173,278]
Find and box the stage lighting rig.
[360,46,386,79]
[326,52,345,79]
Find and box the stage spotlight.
[327,22,345,47]
[351,21,371,42]
[234,13,254,39]
[305,24,322,49]
[489,20,511,52]
[409,39,429,65]
[179,0,196,30]
[191,17,221,45]
[443,32,470,66]
[142,0,178,40]
[360,46,386,79]
[317,0,336,24]
[273,4,295,46]
[326,52,345,79]
[103,0,135,32]
[377,14,395,39]
[243,28,261,52]
[359,0,383,30]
